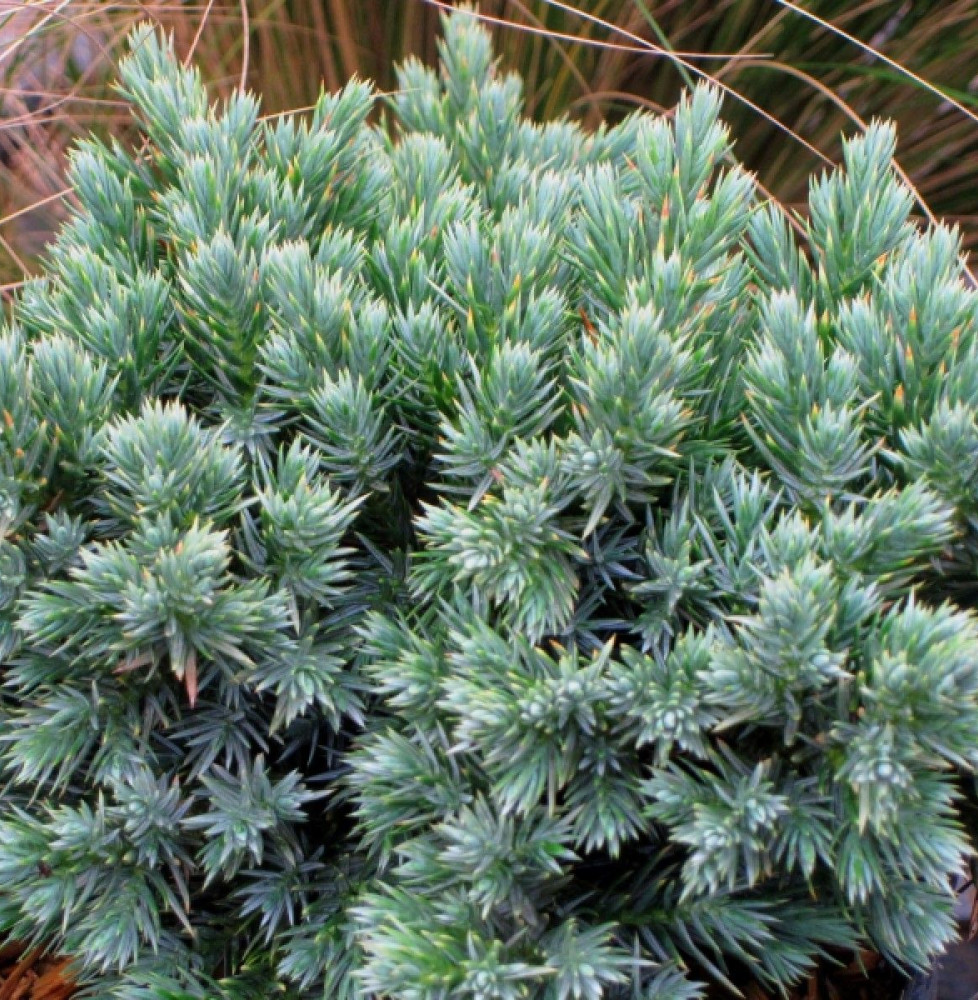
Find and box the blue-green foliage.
[1,7,978,998]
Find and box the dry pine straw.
[0,942,76,1000]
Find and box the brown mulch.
[707,950,910,1000]
[781,953,907,1000]
[0,943,76,1000]
[726,969,904,999]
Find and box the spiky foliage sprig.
[2,8,978,999]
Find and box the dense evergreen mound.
[2,9,978,998]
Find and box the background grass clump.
[1,0,977,289]
[2,7,978,999]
